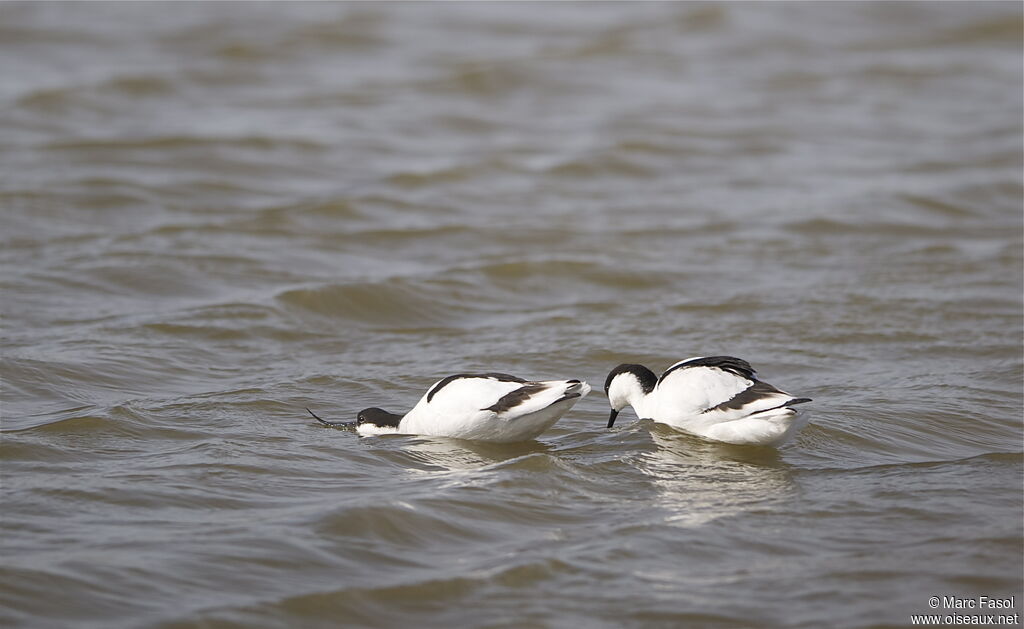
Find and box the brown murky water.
[2,2,1022,628]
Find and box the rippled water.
[2,2,1022,628]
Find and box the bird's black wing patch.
[703,380,812,414]
[659,356,757,384]
[484,383,546,413]
[426,372,527,403]
[704,380,781,413]
[481,372,528,383]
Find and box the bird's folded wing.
[657,365,754,414]
[486,380,587,419]
[415,375,526,418]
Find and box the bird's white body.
[358,374,590,443]
[606,357,810,447]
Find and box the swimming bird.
[309,372,590,443]
[604,356,811,446]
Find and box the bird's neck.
[635,396,654,419]
[380,412,404,428]
[625,385,654,416]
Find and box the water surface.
[1,3,1022,628]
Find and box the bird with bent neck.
[604,356,811,447]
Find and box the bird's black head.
[604,363,657,429]
[356,407,402,428]
[604,363,657,395]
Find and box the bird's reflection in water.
[635,422,797,528]
[386,434,556,472]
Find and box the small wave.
[847,15,1023,52]
[784,217,956,237]
[0,437,90,463]
[544,152,659,179]
[219,573,486,627]
[41,135,328,153]
[385,157,516,188]
[858,450,1023,472]
[788,396,1022,471]
[14,413,128,435]
[6,402,211,443]
[348,224,473,242]
[276,279,473,328]
[206,10,387,60]
[142,323,251,342]
[471,258,667,291]
[421,60,547,98]
[271,197,363,219]
[897,193,977,218]
[314,500,495,546]
[920,16,1023,47]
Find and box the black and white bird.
[309,373,590,443]
[604,356,811,446]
